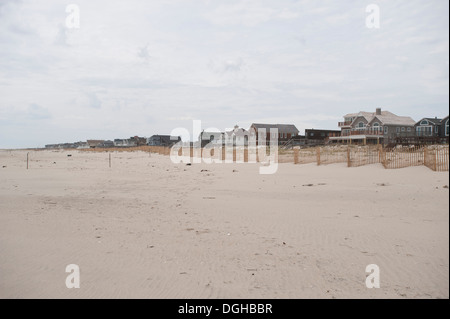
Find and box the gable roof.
[250,123,299,134]
[371,114,416,126]
[345,109,415,126]
[415,118,443,125]
[225,126,248,137]
[346,111,398,124]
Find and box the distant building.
[415,117,445,137]
[330,108,416,144]
[198,131,225,147]
[305,129,341,140]
[442,116,449,137]
[87,140,105,148]
[304,129,341,146]
[98,140,115,148]
[147,135,181,147]
[45,143,78,149]
[113,139,136,147]
[249,123,299,146]
[130,136,147,146]
[224,125,249,146]
[75,142,89,149]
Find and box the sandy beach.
[0,149,448,299]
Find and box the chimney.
[376,108,382,115]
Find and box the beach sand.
[0,149,448,298]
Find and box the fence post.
[317,147,321,166]
[294,148,299,164]
[347,146,350,167]
[27,152,29,170]
[434,149,438,171]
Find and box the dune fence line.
[293,145,448,171]
[424,146,449,172]
[77,144,448,172]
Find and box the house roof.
[346,110,414,126]
[225,127,248,137]
[346,111,397,122]
[372,114,416,126]
[250,123,299,134]
[415,118,443,125]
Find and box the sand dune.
[0,149,448,298]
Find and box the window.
[358,122,365,128]
[396,127,400,133]
[321,133,325,137]
[384,126,388,133]
[310,133,315,137]
[210,135,214,141]
[420,120,429,125]
[435,126,439,133]
[401,127,405,132]
[446,120,449,136]
[373,123,380,133]
[407,127,411,132]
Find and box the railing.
[329,130,384,137]
[338,121,352,127]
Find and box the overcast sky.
[0,0,448,148]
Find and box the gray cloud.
[27,103,52,120]
[86,92,102,109]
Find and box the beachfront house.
[305,129,341,146]
[97,140,115,148]
[249,123,299,146]
[329,108,415,145]
[130,136,148,146]
[147,135,181,147]
[224,125,250,146]
[442,116,449,137]
[199,130,225,148]
[87,140,105,148]
[113,139,136,147]
[414,117,443,137]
